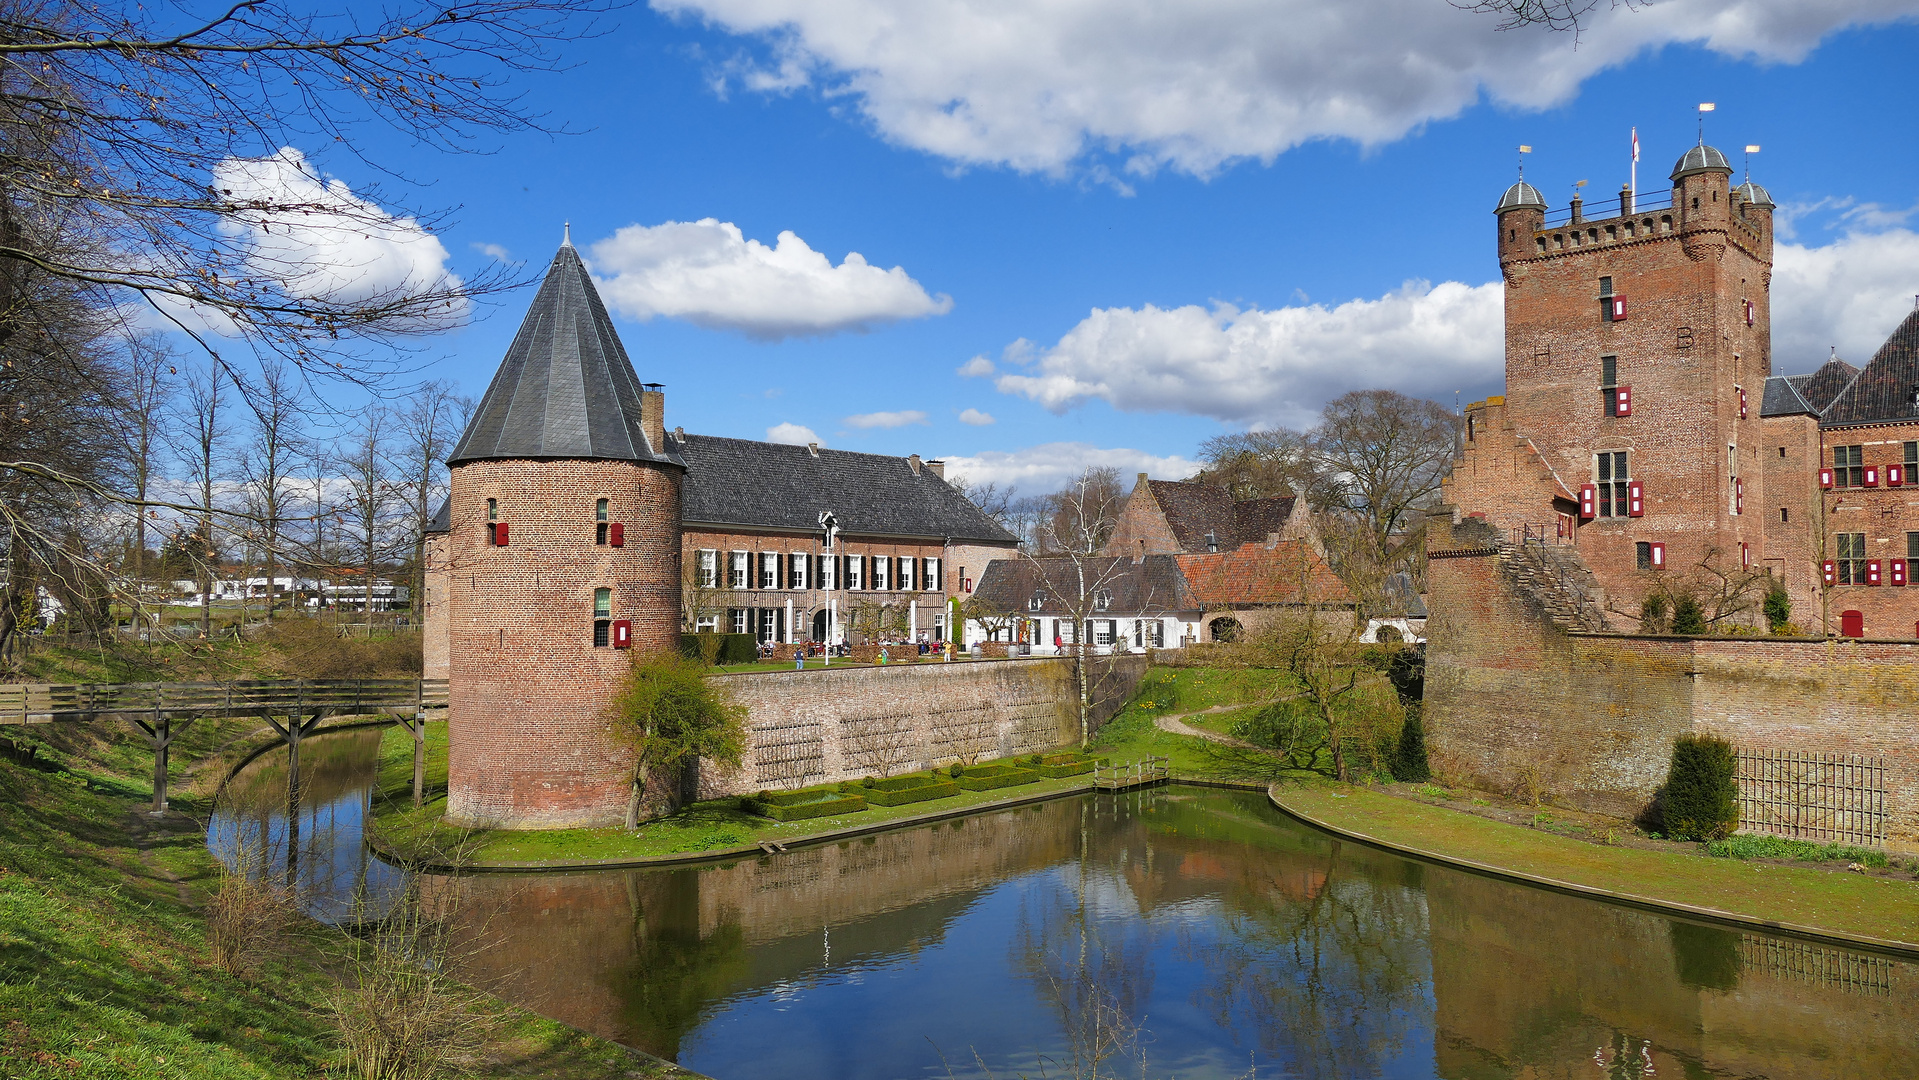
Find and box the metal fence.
[1734,748,1887,848]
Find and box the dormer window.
[1204,531,1219,553]
[1028,593,1045,612]
[1094,589,1113,612]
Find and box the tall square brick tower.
[1446,141,1776,622]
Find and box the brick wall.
[703,654,1147,798]
[421,531,449,681]
[1105,477,1181,555]
[445,457,684,829]
[1427,517,1919,850]
[1817,420,1919,639]
[1759,412,1823,621]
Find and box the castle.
[420,239,1017,827]
[1446,139,1919,638]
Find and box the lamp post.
[819,510,839,665]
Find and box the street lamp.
[819,510,840,664]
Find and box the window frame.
[1596,451,1631,518]
[592,587,612,647]
[1836,532,1868,585]
[728,551,749,589]
[1833,445,1864,488]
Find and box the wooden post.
[151,715,170,814]
[412,679,426,808]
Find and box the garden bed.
[955,763,1040,791]
[1029,753,1096,779]
[856,774,961,806]
[744,787,868,821]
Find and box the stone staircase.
[1495,538,1610,632]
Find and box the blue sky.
[246,1,1919,494]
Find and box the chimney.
[926,459,946,480]
[1569,193,1584,225]
[908,453,922,475]
[638,387,666,453]
[672,425,684,443]
[1137,472,1149,486]
[1619,183,1634,218]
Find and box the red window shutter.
[1610,296,1628,321]
[1579,484,1597,520]
[1734,478,1744,514]
[1615,385,1632,416]
[1868,560,1882,586]
[1891,465,1906,487]
[1822,560,1836,586]
[1738,387,1748,419]
[608,522,625,547]
[1740,542,1751,569]
[1745,299,1754,327]
[1892,559,1908,587]
[612,619,632,648]
[1627,479,1645,517]
[1649,541,1665,568]
[1864,465,1880,488]
[1819,468,1834,489]
[493,523,509,546]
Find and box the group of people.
[757,636,948,668]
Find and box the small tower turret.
[1495,180,1547,266]
[1672,143,1734,232]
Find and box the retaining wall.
[1427,516,1919,850]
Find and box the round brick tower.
[442,238,684,829]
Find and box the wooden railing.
[0,679,448,725]
[1093,755,1170,790]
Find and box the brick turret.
[441,239,685,828]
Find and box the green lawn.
[0,725,703,1080]
[1273,779,1919,949]
[373,723,1119,865]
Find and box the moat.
[213,728,1919,1079]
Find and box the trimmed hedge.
[862,776,961,806]
[744,790,867,821]
[955,764,1040,791]
[1032,753,1094,779]
[680,632,759,665]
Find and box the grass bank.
[0,720,702,1079]
[372,723,1114,865]
[1272,778,1919,952]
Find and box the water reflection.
[207,727,408,924]
[208,753,1919,1079]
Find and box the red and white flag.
[1631,127,1640,163]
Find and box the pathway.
[1151,698,1299,749]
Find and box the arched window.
[595,498,610,545]
[593,588,612,646]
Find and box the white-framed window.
[900,557,917,592]
[925,557,942,591]
[788,552,808,590]
[819,554,836,590]
[1094,589,1113,612]
[697,549,719,589]
[729,608,747,634]
[759,552,779,589]
[873,555,890,591]
[845,555,864,591]
[695,613,719,633]
[1028,593,1045,612]
[729,551,749,589]
[1058,619,1076,644]
[1093,620,1116,646]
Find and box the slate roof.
[447,243,680,467]
[1671,143,1732,180]
[1176,542,1354,608]
[1496,181,1546,212]
[675,434,1018,545]
[1792,357,1861,414]
[1146,480,1296,553]
[971,555,1199,616]
[1820,309,1919,426]
[1759,376,1816,418]
[424,498,450,535]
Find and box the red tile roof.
[1175,541,1353,607]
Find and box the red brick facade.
[1449,155,1776,625]
[444,457,683,828]
[680,527,954,643]
[1811,419,1919,638]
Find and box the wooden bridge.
[0,679,448,812]
[1093,755,1171,791]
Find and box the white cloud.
[1773,228,1919,366]
[845,409,929,429]
[957,408,995,425]
[956,355,997,378]
[767,421,823,445]
[214,148,464,314]
[941,442,1199,492]
[657,0,1918,177]
[995,280,1503,428]
[471,242,515,261]
[587,218,952,340]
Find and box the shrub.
[948,764,964,778]
[264,617,421,678]
[1033,752,1095,778]
[1705,834,1888,868]
[1639,593,1670,634]
[678,632,757,665]
[955,764,1039,791]
[1670,595,1707,635]
[608,651,747,824]
[744,790,867,821]
[864,776,961,806]
[1659,733,1738,841]
[1390,707,1431,782]
[1762,582,1792,634]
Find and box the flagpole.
[1629,127,1637,214]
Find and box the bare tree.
[947,474,1016,530]
[1311,390,1458,615]
[337,406,400,625]
[1021,467,1141,748]
[1190,428,1326,503]
[180,364,228,639]
[1450,0,1640,35]
[106,333,174,581]
[237,358,305,624]
[395,381,461,625]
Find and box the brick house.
[1442,138,1919,639]
[673,433,1018,646]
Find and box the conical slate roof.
[447,242,680,466]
